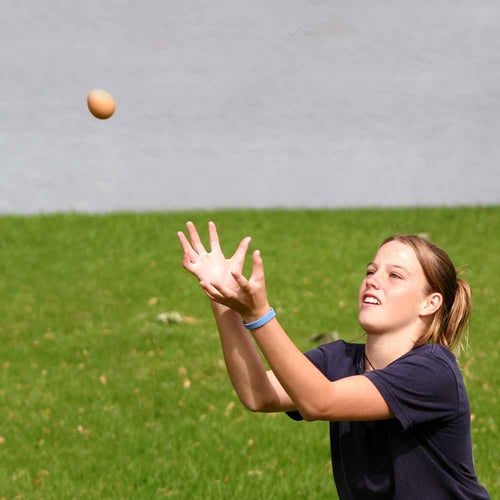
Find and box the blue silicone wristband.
[242,308,276,330]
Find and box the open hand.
[177,221,251,293]
[177,221,270,320]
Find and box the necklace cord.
[365,353,376,371]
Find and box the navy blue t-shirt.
[287,341,490,499]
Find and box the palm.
[191,252,242,290]
[178,221,250,291]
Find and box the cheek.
[389,285,424,310]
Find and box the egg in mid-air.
[87,89,116,119]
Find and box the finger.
[230,269,250,289]
[199,280,226,301]
[182,250,196,272]
[186,221,208,254]
[208,221,222,253]
[202,290,231,308]
[250,250,266,282]
[177,231,198,263]
[209,280,237,299]
[231,236,252,268]
[199,287,221,303]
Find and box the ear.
[419,292,443,317]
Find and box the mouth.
[362,294,381,306]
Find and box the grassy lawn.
[0,207,498,498]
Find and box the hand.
[177,220,251,293]
[177,221,270,319]
[203,248,271,322]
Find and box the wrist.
[242,307,276,330]
[240,303,272,324]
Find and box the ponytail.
[420,277,471,352]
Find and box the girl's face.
[358,240,431,336]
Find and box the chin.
[358,315,386,335]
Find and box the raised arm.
[200,234,393,422]
[177,221,294,412]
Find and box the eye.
[365,268,375,276]
[390,272,402,279]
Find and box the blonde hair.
[382,235,471,351]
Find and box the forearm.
[248,317,334,420]
[210,302,285,412]
[177,221,294,412]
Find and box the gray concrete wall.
[1,1,499,214]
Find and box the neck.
[364,331,417,370]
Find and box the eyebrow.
[367,262,410,273]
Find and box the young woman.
[177,221,490,499]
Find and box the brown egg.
[87,89,116,119]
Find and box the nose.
[365,272,380,289]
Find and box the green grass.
[0,207,498,499]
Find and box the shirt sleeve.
[286,340,354,421]
[363,350,461,431]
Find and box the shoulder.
[398,344,462,378]
[374,343,462,387]
[406,343,457,363]
[364,344,467,429]
[307,339,363,360]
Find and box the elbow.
[239,394,284,413]
[296,402,331,422]
[238,395,269,413]
[295,385,338,421]
[242,399,264,413]
[298,408,319,422]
